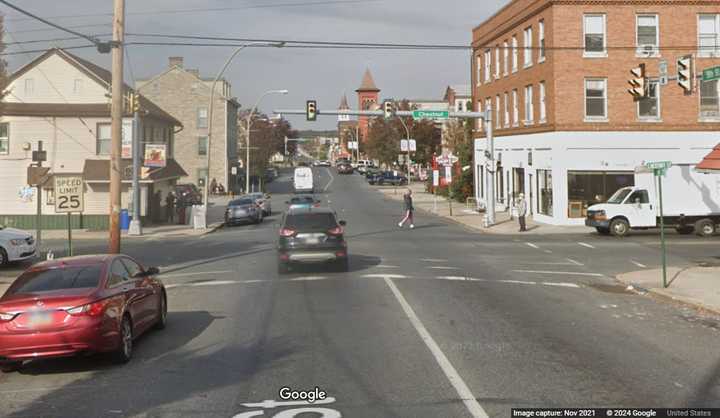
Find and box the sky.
[2,0,505,130]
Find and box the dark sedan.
[0,255,166,371]
[225,197,263,225]
[277,208,348,274]
[337,163,354,174]
[368,171,408,186]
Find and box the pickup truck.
[368,171,408,186]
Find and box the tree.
[238,112,298,176]
[365,117,400,166]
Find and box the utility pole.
[128,94,142,236]
[34,141,44,247]
[108,0,125,253]
[485,108,495,226]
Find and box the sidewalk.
[617,266,720,315]
[376,182,589,235]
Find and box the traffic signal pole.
[485,108,495,226]
[128,105,142,236]
[108,0,125,253]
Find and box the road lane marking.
[512,269,603,277]
[541,282,581,288]
[525,242,539,249]
[435,276,487,282]
[242,397,338,409]
[377,265,399,268]
[160,270,234,278]
[566,258,584,266]
[499,279,537,285]
[577,242,595,249]
[428,266,461,270]
[631,260,647,268]
[363,273,408,279]
[544,250,553,254]
[323,167,334,192]
[383,277,489,418]
[421,258,449,262]
[288,276,329,281]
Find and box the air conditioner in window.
[639,45,657,56]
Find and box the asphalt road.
[1,168,720,418]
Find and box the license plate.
[27,311,53,327]
[300,233,324,244]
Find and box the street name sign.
[54,175,84,213]
[703,66,720,82]
[412,110,449,120]
[645,161,672,170]
[658,60,668,86]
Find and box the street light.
[246,89,289,194]
[202,41,283,228]
[397,113,411,179]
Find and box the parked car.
[225,197,263,225]
[248,192,272,216]
[356,160,375,174]
[286,195,321,210]
[369,171,408,186]
[335,158,350,167]
[277,207,348,274]
[175,184,202,206]
[315,160,331,167]
[0,227,36,267]
[337,163,354,174]
[365,168,381,181]
[0,255,166,371]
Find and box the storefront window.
[537,169,552,215]
[567,171,633,218]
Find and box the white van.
[293,167,314,193]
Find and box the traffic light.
[677,55,694,95]
[627,63,647,99]
[383,101,394,119]
[131,93,141,113]
[306,100,317,121]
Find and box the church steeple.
[338,93,350,122]
[356,68,380,92]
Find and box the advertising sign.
[432,169,439,187]
[408,139,416,152]
[400,139,409,152]
[144,144,167,168]
[121,119,133,159]
[445,166,452,183]
[54,175,84,213]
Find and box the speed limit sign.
[54,175,84,213]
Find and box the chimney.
[168,56,184,68]
[187,69,200,78]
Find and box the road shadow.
[283,254,382,275]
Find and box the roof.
[447,85,471,98]
[696,143,720,173]
[286,207,336,215]
[356,68,380,92]
[30,254,113,270]
[339,94,350,109]
[83,159,187,183]
[5,48,181,126]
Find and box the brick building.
[337,94,358,159]
[136,57,240,194]
[356,69,381,144]
[471,0,720,225]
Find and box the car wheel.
[278,262,289,275]
[694,219,716,237]
[112,315,133,364]
[610,218,630,237]
[596,227,610,235]
[0,361,23,373]
[0,247,7,267]
[154,293,167,330]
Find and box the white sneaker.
[398,222,403,227]
[410,224,415,229]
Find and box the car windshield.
[284,213,337,230]
[230,199,254,206]
[290,196,315,204]
[607,188,633,204]
[7,265,103,295]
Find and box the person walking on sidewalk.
[398,188,415,229]
[165,192,176,224]
[517,193,528,232]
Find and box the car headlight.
[9,239,25,246]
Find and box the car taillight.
[0,312,16,322]
[279,228,297,237]
[327,226,343,236]
[67,299,109,317]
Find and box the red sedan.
[0,254,167,372]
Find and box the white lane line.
[512,269,603,277]
[577,242,596,249]
[288,276,329,281]
[631,260,647,268]
[566,258,584,266]
[544,250,553,254]
[436,276,487,282]
[428,266,461,270]
[377,265,400,268]
[323,167,334,192]
[525,242,540,249]
[384,277,489,418]
[541,282,581,288]
[421,258,449,263]
[363,273,408,279]
[499,279,537,285]
[160,270,234,278]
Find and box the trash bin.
[120,209,130,230]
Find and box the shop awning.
[696,143,720,174]
[82,159,187,183]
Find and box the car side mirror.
[339,220,347,226]
[146,266,160,276]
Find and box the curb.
[616,275,720,317]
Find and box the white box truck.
[585,164,720,237]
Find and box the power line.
[4,34,110,46]
[3,0,383,23]
[5,23,110,35]
[123,41,469,50]
[0,45,97,56]
[0,0,104,44]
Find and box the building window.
[523,27,533,68]
[477,100,483,131]
[97,123,111,155]
[524,85,534,124]
[484,50,492,82]
[699,14,720,57]
[537,169,552,216]
[495,95,501,128]
[503,92,510,127]
[584,14,607,57]
[512,89,519,126]
[0,123,8,155]
[585,78,607,120]
[73,79,83,94]
[539,81,547,122]
[485,98,492,127]
[24,79,34,96]
[512,36,518,72]
[495,46,501,79]
[198,136,208,156]
[567,171,634,218]
[539,20,546,62]
[476,55,482,85]
[638,81,660,120]
[503,41,509,75]
[197,107,209,128]
[636,14,659,56]
[700,79,720,119]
